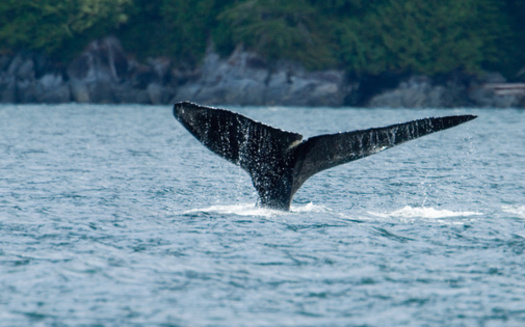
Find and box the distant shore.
[1,37,524,108]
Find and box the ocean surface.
[1,104,524,326]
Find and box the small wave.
[369,205,482,219]
[502,205,525,219]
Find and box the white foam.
[185,203,484,220]
[183,202,328,217]
[369,205,482,219]
[184,203,282,217]
[502,205,525,219]
[290,202,328,213]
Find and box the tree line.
[1,0,525,78]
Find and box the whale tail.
[173,101,476,210]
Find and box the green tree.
[217,0,337,69]
[0,0,131,58]
[118,0,235,65]
[1,0,523,78]
[336,0,512,75]
[161,0,235,64]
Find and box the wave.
[369,205,483,219]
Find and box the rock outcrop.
[0,51,70,104]
[173,45,353,107]
[366,73,525,108]
[66,37,175,104]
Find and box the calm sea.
[1,104,524,326]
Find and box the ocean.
[1,104,524,326]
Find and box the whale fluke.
[173,101,476,210]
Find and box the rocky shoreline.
[1,37,524,108]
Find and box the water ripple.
[1,105,524,326]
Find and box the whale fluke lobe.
[290,114,477,195]
[173,101,476,210]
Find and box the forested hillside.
[2,0,525,78]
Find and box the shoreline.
[2,37,524,108]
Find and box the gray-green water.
[1,104,524,326]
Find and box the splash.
[369,205,482,219]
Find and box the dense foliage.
[1,0,524,77]
[0,0,132,60]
